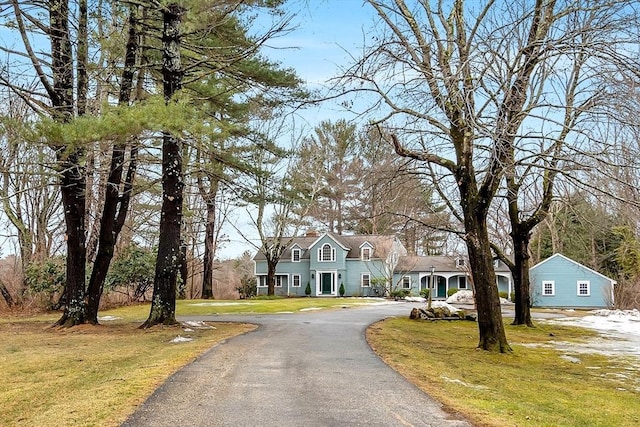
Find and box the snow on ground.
[182,320,216,329]
[542,309,640,359]
[170,335,193,343]
[97,315,121,321]
[446,290,511,305]
[430,300,464,313]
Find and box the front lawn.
[0,297,384,426]
[367,318,640,426]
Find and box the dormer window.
[361,247,372,261]
[456,258,466,268]
[292,248,301,262]
[318,243,335,262]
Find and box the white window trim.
[292,248,301,262]
[542,280,555,296]
[257,275,267,287]
[577,280,590,296]
[275,276,282,287]
[402,276,411,289]
[458,276,467,289]
[361,273,371,287]
[292,274,301,287]
[318,244,336,262]
[361,247,372,261]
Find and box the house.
[529,253,616,309]
[253,231,512,298]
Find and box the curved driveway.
[122,302,471,427]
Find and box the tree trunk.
[55,150,88,327]
[51,0,87,327]
[85,5,140,324]
[511,229,534,327]
[466,224,511,352]
[142,3,185,328]
[266,259,277,296]
[0,281,14,307]
[201,199,217,299]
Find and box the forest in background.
[1,1,639,349]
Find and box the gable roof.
[252,233,404,261]
[530,253,616,284]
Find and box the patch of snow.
[446,290,512,305]
[441,376,488,390]
[405,296,426,303]
[276,311,295,314]
[446,290,474,304]
[182,320,216,329]
[430,301,464,313]
[545,309,640,359]
[183,328,194,332]
[170,335,193,343]
[560,355,581,363]
[97,315,121,321]
[189,302,250,306]
[300,307,323,312]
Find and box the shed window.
[577,280,590,296]
[542,280,555,296]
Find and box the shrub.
[419,288,430,298]
[105,246,156,302]
[305,282,311,296]
[499,291,510,300]
[236,275,257,299]
[390,289,410,299]
[447,288,459,297]
[24,257,66,310]
[339,282,345,297]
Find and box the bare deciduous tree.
[340,0,640,351]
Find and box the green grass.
[0,297,382,426]
[8,299,632,427]
[103,297,383,319]
[0,316,254,427]
[367,318,640,427]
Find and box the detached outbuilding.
[530,253,616,309]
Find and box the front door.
[437,277,446,298]
[321,273,333,295]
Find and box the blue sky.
[221,1,378,258]
[263,0,375,87]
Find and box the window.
[275,276,282,287]
[402,276,411,289]
[361,273,370,287]
[318,243,335,262]
[577,280,590,296]
[456,258,466,268]
[292,274,301,287]
[257,276,267,287]
[361,247,371,261]
[542,280,555,296]
[458,276,467,289]
[292,248,301,262]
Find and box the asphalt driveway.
[121,302,471,426]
